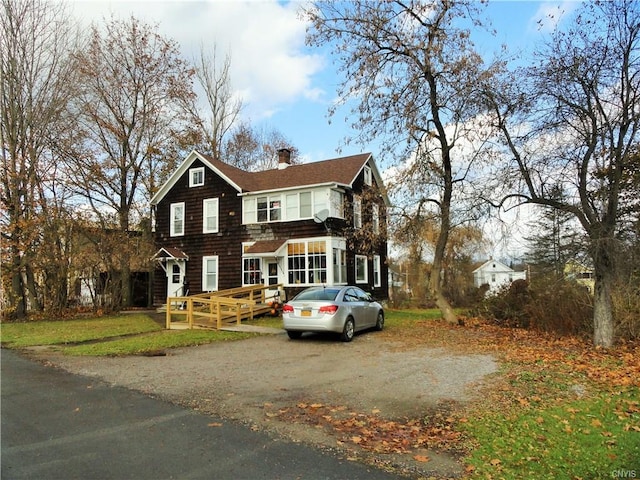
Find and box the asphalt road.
[1,348,401,480]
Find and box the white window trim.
[373,255,381,287]
[244,189,331,224]
[372,204,380,234]
[203,198,219,234]
[242,257,262,286]
[202,256,218,292]
[364,165,372,186]
[170,202,185,237]
[189,167,205,187]
[355,254,368,284]
[353,197,362,229]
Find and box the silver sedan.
[282,286,384,342]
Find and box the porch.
[163,284,283,330]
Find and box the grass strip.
[0,314,161,347]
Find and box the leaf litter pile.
[264,400,464,460]
[261,314,640,473]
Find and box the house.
[564,261,594,293]
[150,149,389,305]
[473,259,527,294]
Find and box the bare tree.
[484,0,640,347]
[0,0,77,318]
[187,46,243,159]
[302,0,498,323]
[222,121,298,171]
[66,15,196,308]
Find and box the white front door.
[167,260,186,299]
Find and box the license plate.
[301,310,312,317]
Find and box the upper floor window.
[203,198,219,233]
[353,197,362,229]
[245,191,323,224]
[364,165,372,186]
[189,167,204,187]
[244,194,282,223]
[170,202,184,237]
[285,192,312,220]
[331,190,345,218]
[372,204,380,234]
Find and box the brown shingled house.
[150,149,389,305]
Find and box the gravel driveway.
[38,330,498,477]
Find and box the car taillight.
[318,305,339,315]
[282,304,294,313]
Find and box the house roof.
[151,247,189,260]
[150,150,390,206]
[245,239,287,255]
[472,259,514,274]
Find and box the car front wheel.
[341,317,355,342]
[375,311,384,331]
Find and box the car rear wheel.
[287,330,302,340]
[341,317,355,342]
[375,311,384,331]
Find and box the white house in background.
[473,259,527,293]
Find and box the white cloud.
[529,1,580,33]
[69,0,324,121]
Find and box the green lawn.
[0,313,261,355]
[0,314,161,347]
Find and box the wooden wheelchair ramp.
[164,284,282,330]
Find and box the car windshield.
[293,288,341,301]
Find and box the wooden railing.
[165,284,282,330]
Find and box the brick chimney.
[277,148,291,169]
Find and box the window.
[373,255,381,287]
[202,256,218,291]
[372,204,380,234]
[331,190,345,218]
[189,167,204,187]
[285,193,298,220]
[203,198,219,233]
[307,241,327,284]
[300,192,312,218]
[268,262,278,285]
[313,191,328,214]
[172,264,180,284]
[247,195,281,223]
[170,203,184,236]
[270,196,281,221]
[257,196,268,222]
[364,165,372,186]
[353,197,362,229]
[333,248,347,284]
[243,197,256,224]
[285,240,329,285]
[243,258,262,285]
[355,255,368,283]
[288,242,306,284]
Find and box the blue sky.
[71,0,579,164]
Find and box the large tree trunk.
[10,251,26,320]
[592,243,615,348]
[429,203,457,325]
